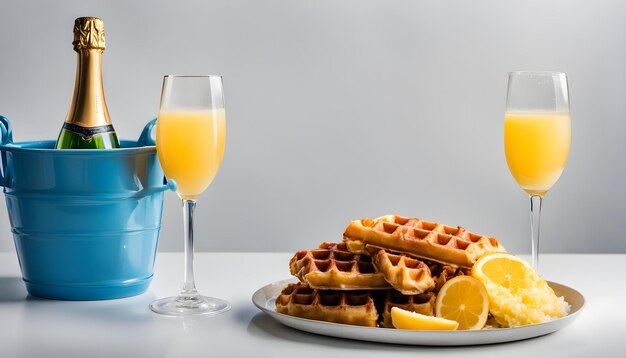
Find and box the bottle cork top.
[73,17,106,51]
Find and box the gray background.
[0,0,624,254]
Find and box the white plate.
[252,278,585,346]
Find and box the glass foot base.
[150,294,231,316]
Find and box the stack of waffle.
[276,215,506,328]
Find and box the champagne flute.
[150,75,230,316]
[504,71,571,271]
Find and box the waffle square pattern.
[344,215,506,267]
[276,283,379,327]
[289,242,391,290]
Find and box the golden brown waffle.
[289,242,391,290]
[371,249,435,295]
[364,244,468,293]
[343,215,506,267]
[275,283,379,327]
[379,290,436,328]
[429,261,471,293]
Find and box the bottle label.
[63,122,115,140]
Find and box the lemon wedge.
[391,307,458,330]
[435,275,490,330]
[471,253,569,327]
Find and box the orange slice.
[435,275,489,330]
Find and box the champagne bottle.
[55,17,120,149]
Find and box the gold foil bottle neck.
[73,17,106,52]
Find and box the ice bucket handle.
[137,118,157,146]
[137,118,177,192]
[0,115,13,187]
[0,115,13,145]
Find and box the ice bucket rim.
[0,140,156,155]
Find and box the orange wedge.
[391,307,458,330]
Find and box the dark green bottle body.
[55,126,120,149]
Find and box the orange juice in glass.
[150,75,230,316]
[504,112,571,197]
[157,109,226,199]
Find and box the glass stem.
[529,195,543,271]
[180,199,198,298]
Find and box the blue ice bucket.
[0,116,168,300]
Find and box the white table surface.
[0,252,623,358]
